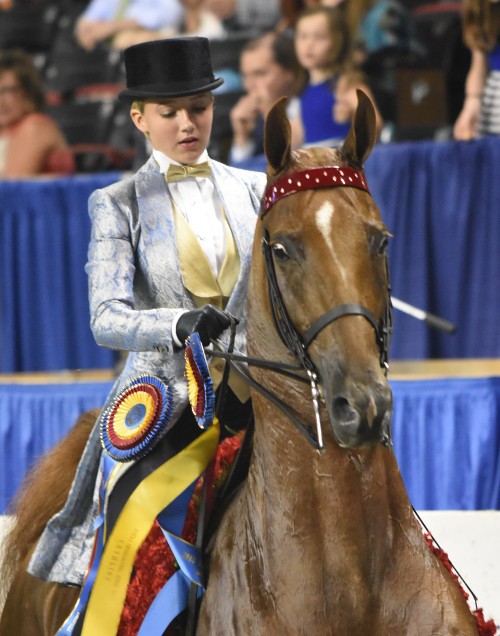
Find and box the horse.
[0,91,482,635]
[196,92,480,635]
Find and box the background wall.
[2,136,500,372]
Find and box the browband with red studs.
[262,166,370,216]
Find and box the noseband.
[261,166,392,447]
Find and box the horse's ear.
[264,97,292,175]
[340,89,377,166]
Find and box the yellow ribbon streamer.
[81,421,219,636]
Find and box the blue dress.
[300,78,351,146]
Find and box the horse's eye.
[378,235,389,255]
[271,242,289,261]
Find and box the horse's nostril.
[332,396,357,423]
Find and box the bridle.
[261,165,392,446]
[211,165,392,450]
[262,165,392,367]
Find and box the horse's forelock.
[292,147,345,169]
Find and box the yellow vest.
[173,204,250,402]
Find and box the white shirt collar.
[152,148,210,175]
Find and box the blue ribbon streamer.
[136,531,205,636]
[56,461,200,635]
[55,454,117,635]
[135,489,206,634]
[161,529,204,587]
[136,571,196,636]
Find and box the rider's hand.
[176,305,231,346]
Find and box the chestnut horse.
[197,92,479,634]
[0,92,480,635]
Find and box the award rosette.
[184,332,215,429]
[100,374,174,462]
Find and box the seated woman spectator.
[454,0,500,140]
[75,0,184,51]
[290,5,383,148]
[112,0,226,49]
[0,50,74,178]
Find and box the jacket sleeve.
[85,186,182,353]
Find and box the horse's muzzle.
[327,383,393,448]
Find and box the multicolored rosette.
[100,375,174,462]
[184,332,215,429]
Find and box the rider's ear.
[264,97,292,175]
[340,89,377,166]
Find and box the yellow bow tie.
[166,162,211,182]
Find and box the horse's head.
[249,90,392,449]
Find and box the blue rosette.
[184,332,215,429]
[100,374,174,462]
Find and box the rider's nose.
[179,109,194,131]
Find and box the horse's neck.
[244,272,424,574]
[244,388,421,571]
[246,304,410,534]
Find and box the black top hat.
[119,37,224,101]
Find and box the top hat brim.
[118,77,224,102]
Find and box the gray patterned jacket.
[28,156,266,584]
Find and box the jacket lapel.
[211,162,257,313]
[134,158,193,306]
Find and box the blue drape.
[391,376,500,510]
[1,376,499,513]
[366,137,500,360]
[0,381,112,513]
[1,173,120,372]
[1,138,500,366]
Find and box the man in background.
[228,30,305,168]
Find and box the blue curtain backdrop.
[1,137,500,371]
[0,172,120,372]
[0,380,112,513]
[1,376,499,513]
[366,136,500,360]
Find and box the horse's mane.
[1,409,99,599]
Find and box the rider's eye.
[271,242,289,261]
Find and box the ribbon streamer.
[79,421,219,636]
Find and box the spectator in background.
[290,5,383,148]
[0,50,74,178]
[322,0,425,128]
[229,31,306,167]
[204,0,281,32]
[454,0,500,140]
[335,0,422,65]
[112,0,226,49]
[75,0,184,51]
